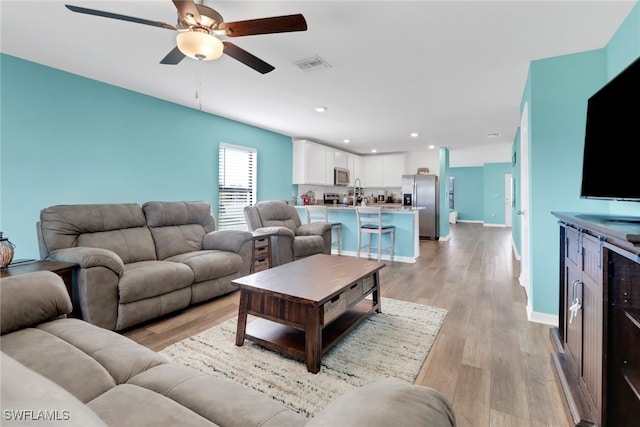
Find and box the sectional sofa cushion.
[40,203,157,263]
[165,251,243,283]
[142,201,217,260]
[117,261,194,303]
[1,353,109,427]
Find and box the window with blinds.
[218,143,256,230]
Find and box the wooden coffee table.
[233,254,385,373]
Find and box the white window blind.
[218,143,256,230]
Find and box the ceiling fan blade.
[160,46,185,65]
[65,5,177,30]
[219,14,307,37]
[222,42,275,74]
[172,0,202,25]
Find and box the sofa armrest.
[203,230,253,253]
[296,222,332,236]
[306,381,456,427]
[48,247,124,276]
[253,226,295,239]
[0,271,72,335]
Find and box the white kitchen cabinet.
[363,156,384,187]
[334,151,348,169]
[293,140,364,186]
[348,154,363,186]
[292,140,327,185]
[362,154,405,187]
[382,154,405,187]
[325,149,336,185]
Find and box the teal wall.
[449,167,484,221]
[520,2,640,317]
[0,54,295,260]
[449,163,511,224]
[483,163,512,225]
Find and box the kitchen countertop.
[293,203,423,262]
[296,204,422,212]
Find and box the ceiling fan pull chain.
[195,71,199,100]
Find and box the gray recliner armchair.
[244,201,332,266]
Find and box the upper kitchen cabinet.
[348,154,362,186]
[325,149,336,185]
[382,154,405,187]
[293,139,360,186]
[362,154,405,187]
[334,151,348,169]
[363,156,384,187]
[293,139,329,185]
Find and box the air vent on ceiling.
[294,55,332,72]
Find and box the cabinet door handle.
[571,279,581,301]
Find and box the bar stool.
[356,207,394,261]
[305,205,341,254]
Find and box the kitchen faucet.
[353,177,361,207]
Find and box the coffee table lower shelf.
[244,299,377,367]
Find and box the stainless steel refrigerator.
[402,174,439,240]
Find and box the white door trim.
[519,103,532,316]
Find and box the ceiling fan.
[65,0,308,74]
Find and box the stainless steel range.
[323,193,341,205]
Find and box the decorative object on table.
[0,232,15,269]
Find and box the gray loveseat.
[0,271,457,427]
[37,201,253,331]
[244,201,332,266]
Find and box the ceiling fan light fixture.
[176,31,223,61]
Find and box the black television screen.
[580,56,640,201]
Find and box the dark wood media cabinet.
[551,212,640,427]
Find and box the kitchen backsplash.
[297,184,403,205]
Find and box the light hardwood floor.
[124,222,571,427]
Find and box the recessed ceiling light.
[314,106,327,113]
[410,132,419,138]
[428,145,435,149]
[371,149,377,153]
[343,139,350,143]
[487,132,501,138]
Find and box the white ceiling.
[1,1,635,159]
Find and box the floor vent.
[294,55,332,72]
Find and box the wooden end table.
[233,254,385,373]
[250,231,275,273]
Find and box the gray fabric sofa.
[244,201,332,266]
[37,201,253,331]
[0,271,457,427]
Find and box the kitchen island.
[295,205,421,263]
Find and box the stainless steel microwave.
[334,167,350,186]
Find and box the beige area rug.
[159,297,447,417]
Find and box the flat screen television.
[580,55,640,201]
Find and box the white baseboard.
[528,310,558,327]
[438,234,451,242]
[511,238,521,261]
[457,220,483,224]
[483,223,509,228]
[332,250,416,264]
